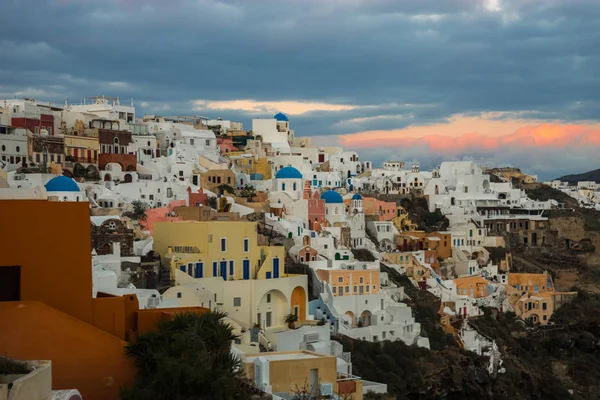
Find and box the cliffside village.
[0,97,585,400]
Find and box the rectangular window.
[212,262,218,277]
[359,277,364,283]
[220,238,227,252]
[243,238,249,253]
[233,297,241,307]
[177,292,182,298]
[266,311,272,327]
[267,294,271,303]
[542,303,547,310]
[187,263,194,277]
[229,260,234,277]
[345,286,349,293]
[338,277,343,283]
[353,286,357,293]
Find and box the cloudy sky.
[1,0,599,180]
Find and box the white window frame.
[220,237,227,252]
[243,238,250,253]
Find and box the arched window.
[113,137,120,154]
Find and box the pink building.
[140,200,185,234]
[188,187,209,207]
[305,182,326,231]
[344,196,396,221]
[217,137,238,155]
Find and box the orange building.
[454,276,491,298]
[317,268,380,297]
[396,231,452,259]
[506,272,576,325]
[0,199,208,400]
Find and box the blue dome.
[45,176,80,192]
[273,112,289,122]
[276,166,303,179]
[352,193,363,200]
[321,190,344,204]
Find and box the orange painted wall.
[0,200,94,324]
[290,286,307,321]
[320,269,380,296]
[0,301,135,400]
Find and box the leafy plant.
[284,313,299,324]
[121,311,250,400]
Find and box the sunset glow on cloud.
[194,99,356,115]
[337,116,600,154]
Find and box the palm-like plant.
[122,311,248,400]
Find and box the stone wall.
[91,220,134,256]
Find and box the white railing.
[258,331,272,351]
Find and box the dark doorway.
[0,266,21,301]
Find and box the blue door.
[180,265,186,272]
[187,263,193,276]
[212,262,218,277]
[195,263,203,278]
[266,272,272,279]
[229,260,235,277]
[273,258,280,279]
[243,260,250,280]
[220,261,227,280]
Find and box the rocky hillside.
[341,293,600,400]
[557,168,600,184]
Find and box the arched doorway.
[104,173,112,182]
[344,311,356,327]
[290,286,307,322]
[124,173,133,183]
[256,289,288,330]
[359,310,372,327]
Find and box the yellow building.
[154,220,284,282]
[63,132,100,167]
[154,220,308,331]
[231,155,272,180]
[244,351,363,400]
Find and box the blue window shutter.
[243,260,250,280]
[266,272,271,279]
[213,262,218,277]
[195,263,203,278]
[229,260,234,277]
[188,263,193,276]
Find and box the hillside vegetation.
[558,168,600,185]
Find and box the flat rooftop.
[245,351,328,363]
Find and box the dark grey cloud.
[1,0,599,177]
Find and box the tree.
[218,184,235,195]
[131,200,148,220]
[207,196,218,210]
[122,311,250,400]
[240,184,256,201]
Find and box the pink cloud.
[338,119,600,154]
